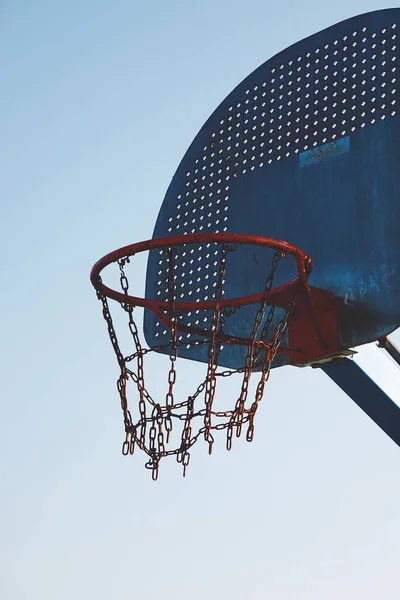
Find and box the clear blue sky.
[1,1,400,599]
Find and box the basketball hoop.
[90,232,338,479]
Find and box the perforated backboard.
[144,8,400,370]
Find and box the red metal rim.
[90,232,312,317]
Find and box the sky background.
[1,1,400,599]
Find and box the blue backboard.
[144,8,400,370]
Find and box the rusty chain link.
[164,249,178,450]
[119,258,147,447]
[203,245,228,453]
[228,250,284,447]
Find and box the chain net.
[95,243,298,480]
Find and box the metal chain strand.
[165,249,178,441]
[203,246,228,449]
[229,250,284,446]
[124,337,209,363]
[118,259,147,444]
[96,290,133,435]
[246,290,300,442]
[94,243,302,479]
